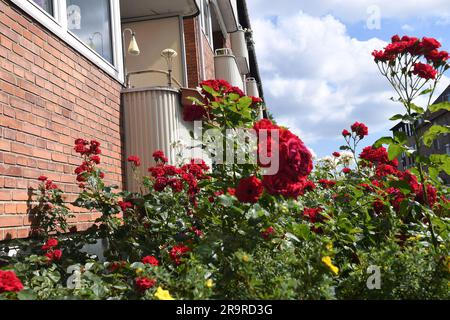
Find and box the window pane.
[32,0,53,15]
[66,0,113,63]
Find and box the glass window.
[66,0,113,63]
[201,0,213,45]
[32,0,53,15]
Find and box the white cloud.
[248,0,450,24]
[248,4,450,156]
[253,12,405,147]
[401,24,415,32]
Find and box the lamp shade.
[128,34,140,55]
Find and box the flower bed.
[0,35,449,300]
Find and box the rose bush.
[0,37,449,300]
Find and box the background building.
[0,0,264,240]
[391,85,450,183]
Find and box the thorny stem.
[381,53,440,249]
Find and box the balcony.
[120,0,199,190]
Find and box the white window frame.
[10,0,124,83]
[200,0,214,47]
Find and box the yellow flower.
[135,268,144,275]
[154,287,175,300]
[446,256,450,273]
[322,256,339,276]
[205,279,214,288]
[242,255,250,263]
[326,243,333,251]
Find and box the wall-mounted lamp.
[88,32,104,56]
[161,48,178,87]
[123,28,140,56]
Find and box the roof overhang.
[120,0,199,20]
[215,0,239,32]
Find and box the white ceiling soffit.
[215,0,239,32]
[120,0,199,20]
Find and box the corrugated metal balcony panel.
[214,53,244,90]
[246,78,259,97]
[231,30,250,74]
[122,88,193,191]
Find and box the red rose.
[261,226,275,240]
[45,249,62,262]
[183,104,207,122]
[142,255,159,266]
[278,129,313,178]
[152,150,167,163]
[263,174,305,199]
[373,200,385,214]
[227,188,236,196]
[303,180,316,192]
[416,184,438,207]
[0,270,24,293]
[235,176,264,204]
[303,207,324,224]
[169,245,191,265]
[342,168,351,174]
[350,122,369,138]
[421,37,441,54]
[118,201,133,212]
[426,50,449,65]
[154,177,169,192]
[412,62,437,80]
[127,155,141,167]
[332,152,340,157]
[135,277,156,292]
[38,176,48,182]
[99,172,105,179]
[226,86,245,97]
[318,179,336,189]
[90,155,101,164]
[42,238,58,251]
[75,138,88,146]
[342,129,351,137]
[109,261,126,272]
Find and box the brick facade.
[202,34,215,81]
[0,0,123,240]
[183,18,200,88]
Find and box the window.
[32,0,53,15]
[200,0,214,45]
[10,0,123,82]
[66,0,113,63]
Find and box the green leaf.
[393,131,408,144]
[429,101,450,113]
[430,154,450,175]
[291,224,311,240]
[423,125,450,147]
[202,85,218,98]
[237,96,253,109]
[17,289,37,301]
[389,114,404,121]
[419,88,433,96]
[410,103,425,114]
[373,136,395,148]
[388,144,404,161]
[428,167,440,181]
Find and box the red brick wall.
[202,33,215,81]
[183,18,200,88]
[183,17,216,87]
[0,0,123,240]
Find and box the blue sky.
[247,0,450,158]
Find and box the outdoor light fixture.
[88,32,104,56]
[161,48,178,87]
[123,28,140,56]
